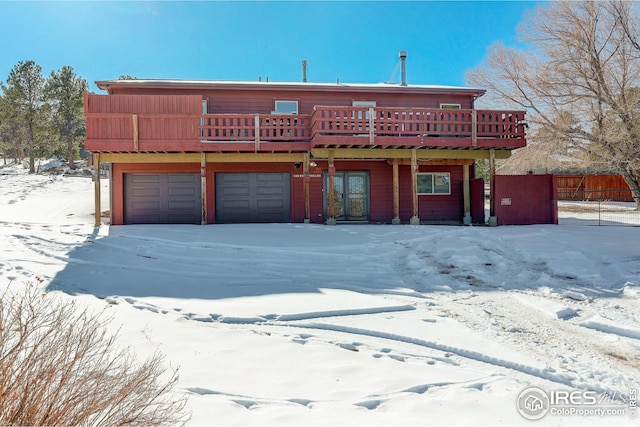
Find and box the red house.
[85,68,526,226]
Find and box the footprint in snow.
[186,387,220,396]
[233,399,258,409]
[355,399,383,410]
[337,342,361,352]
[288,398,313,407]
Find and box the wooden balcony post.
[254,114,260,151]
[392,159,401,224]
[132,114,139,151]
[93,153,101,227]
[489,148,498,226]
[303,152,311,223]
[327,149,336,225]
[471,110,477,147]
[369,107,375,145]
[410,149,420,225]
[463,164,471,225]
[201,153,207,225]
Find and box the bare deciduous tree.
[467,1,640,208]
[0,285,189,426]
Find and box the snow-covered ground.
[1,162,639,426]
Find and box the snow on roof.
[95,78,486,96]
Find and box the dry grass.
[0,285,189,426]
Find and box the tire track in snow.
[437,291,640,396]
[271,320,580,389]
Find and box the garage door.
[215,173,290,223]
[124,174,201,224]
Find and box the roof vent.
[302,59,308,82]
[399,51,407,86]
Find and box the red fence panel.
[495,174,558,225]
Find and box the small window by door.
[417,172,451,195]
[273,100,298,114]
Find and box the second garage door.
[215,173,291,223]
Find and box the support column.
[93,153,101,227]
[489,148,498,226]
[303,152,311,223]
[410,149,420,225]
[392,159,401,224]
[463,163,471,225]
[327,150,336,225]
[201,153,207,225]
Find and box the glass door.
[324,171,369,221]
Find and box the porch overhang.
[310,148,512,160]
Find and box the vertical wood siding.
[85,94,202,114]
[495,174,557,225]
[398,165,464,222]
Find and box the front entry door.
[325,171,369,221]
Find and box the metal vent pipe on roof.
[302,59,308,82]
[399,51,407,86]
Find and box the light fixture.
[309,161,317,167]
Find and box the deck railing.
[85,104,525,152]
[199,114,312,142]
[310,106,526,141]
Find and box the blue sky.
[0,1,538,92]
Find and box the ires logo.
[517,387,633,420]
[550,390,597,405]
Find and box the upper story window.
[273,100,298,114]
[352,101,376,119]
[440,103,461,110]
[352,101,376,108]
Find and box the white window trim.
[273,100,299,114]
[352,100,377,107]
[440,103,461,110]
[417,172,451,195]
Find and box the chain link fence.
[557,190,640,226]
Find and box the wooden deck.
[85,95,526,153]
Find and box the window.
[417,173,451,195]
[440,103,461,110]
[273,100,298,114]
[352,100,376,120]
[352,101,376,108]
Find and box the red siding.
[398,165,464,222]
[85,94,202,114]
[109,161,466,225]
[107,87,476,115]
